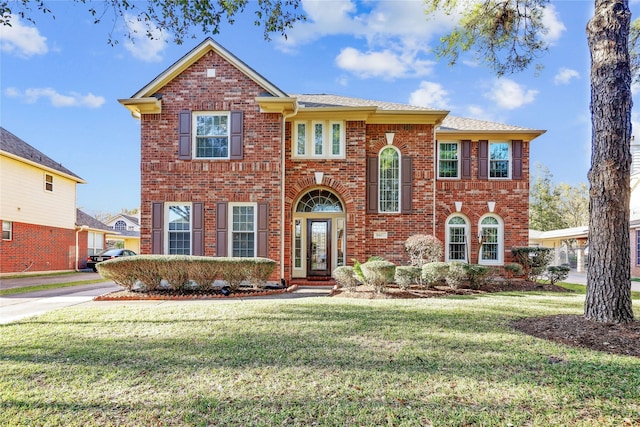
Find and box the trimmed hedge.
[96,255,277,292]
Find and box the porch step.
[290,277,336,287]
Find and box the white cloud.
[335,47,433,79]
[5,87,105,108]
[408,81,451,109]
[123,14,168,62]
[485,79,538,110]
[541,4,566,44]
[0,16,48,58]
[554,67,580,85]
[278,1,453,79]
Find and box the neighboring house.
[0,127,86,273]
[119,38,545,284]
[529,227,589,272]
[76,209,113,270]
[104,213,141,253]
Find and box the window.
[88,232,104,256]
[293,120,344,158]
[479,215,503,265]
[167,203,191,255]
[379,146,400,213]
[194,112,229,158]
[230,204,256,257]
[114,220,127,231]
[2,221,12,240]
[446,215,468,262]
[294,219,302,269]
[44,174,53,192]
[438,142,459,178]
[489,142,510,178]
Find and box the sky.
[1,0,638,218]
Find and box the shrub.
[97,255,277,293]
[511,247,553,281]
[504,262,524,279]
[404,235,443,267]
[352,256,385,284]
[445,261,467,289]
[463,264,493,290]
[394,266,422,290]
[422,262,449,288]
[332,266,360,290]
[544,265,571,286]
[360,260,396,293]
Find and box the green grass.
[1,292,638,426]
[0,279,109,296]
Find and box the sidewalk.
[566,270,640,292]
[0,271,105,290]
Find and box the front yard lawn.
[1,292,638,426]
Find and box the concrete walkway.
[566,270,640,292]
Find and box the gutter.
[74,225,88,271]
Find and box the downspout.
[281,103,299,284]
[432,126,437,237]
[75,225,88,271]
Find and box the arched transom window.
[114,220,127,231]
[296,189,343,212]
[446,215,469,262]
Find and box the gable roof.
[76,209,113,232]
[119,38,288,118]
[0,127,85,183]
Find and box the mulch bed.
[94,285,297,301]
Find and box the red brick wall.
[139,50,283,279]
[0,221,76,273]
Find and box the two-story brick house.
[120,38,544,284]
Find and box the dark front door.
[307,219,331,276]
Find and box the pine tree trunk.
[585,0,634,323]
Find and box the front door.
[307,219,331,276]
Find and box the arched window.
[446,215,469,262]
[379,146,400,213]
[479,215,504,265]
[296,189,343,212]
[114,220,127,231]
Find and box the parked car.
[87,249,136,272]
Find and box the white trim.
[488,141,512,180]
[192,111,231,160]
[437,141,460,179]
[228,202,257,258]
[378,145,401,214]
[478,213,504,265]
[164,202,192,255]
[445,214,470,263]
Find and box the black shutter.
[512,140,523,180]
[257,203,268,257]
[478,140,488,179]
[401,156,413,214]
[151,202,164,254]
[216,202,228,257]
[192,202,204,256]
[178,110,191,159]
[366,157,378,213]
[461,140,472,179]
[229,110,243,160]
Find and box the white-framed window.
[438,142,460,179]
[194,112,230,159]
[379,146,400,213]
[479,214,504,265]
[292,120,345,158]
[230,203,256,257]
[489,141,511,179]
[88,232,105,256]
[294,219,302,269]
[445,215,469,262]
[166,203,191,255]
[113,220,127,231]
[44,173,53,192]
[2,220,12,241]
